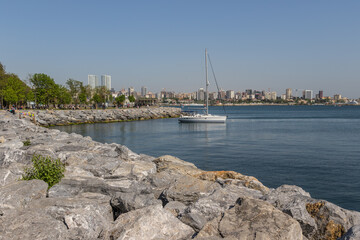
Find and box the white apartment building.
[226,90,235,99]
[286,88,292,99]
[141,86,147,97]
[265,91,277,100]
[304,90,313,99]
[88,75,99,89]
[101,75,111,90]
[197,88,205,101]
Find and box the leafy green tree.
[79,85,91,105]
[2,74,28,107]
[128,95,136,102]
[0,63,32,108]
[115,95,125,107]
[29,73,58,107]
[92,93,101,109]
[91,86,111,108]
[3,87,17,106]
[57,85,72,105]
[66,78,83,106]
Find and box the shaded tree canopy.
[0,62,31,108]
[29,73,59,106]
[66,78,83,105]
[115,95,125,106]
[128,95,136,102]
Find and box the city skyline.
[1,1,360,98]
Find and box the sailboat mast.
[205,49,209,115]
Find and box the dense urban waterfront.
[54,105,360,211]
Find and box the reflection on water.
[179,122,226,132]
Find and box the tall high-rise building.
[101,75,111,90]
[128,87,135,96]
[141,86,147,97]
[286,88,292,99]
[304,90,313,99]
[226,90,235,99]
[319,90,323,99]
[265,91,277,100]
[218,90,226,100]
[88,75,99,89]
[197,88,205,101]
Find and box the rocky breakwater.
[25,107,181,126]
[0,110,360,240]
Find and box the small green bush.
[22,155,65,189]
[23,140,31,146]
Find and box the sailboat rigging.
[178,49,227,123]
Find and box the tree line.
[0,62,128,109]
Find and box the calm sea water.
[53,106,360,211]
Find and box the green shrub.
[22,155,65,189]
[23,140,31,146]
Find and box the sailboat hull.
[178,114,227,123]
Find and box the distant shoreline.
[162,103,360,107]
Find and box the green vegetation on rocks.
[22,154,65,189]
[23,139,31,146]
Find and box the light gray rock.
[111,191,161,217]
[160,175,219,206]
[187,183,264,223]
[105,204,194,240]
[30,193,113,239]
[0,180,48,214]
[48,176,118,197]
[164,201,187,217]
[196,197,303,240]
[179,212,206,232]
[263,185,360,239]
[262,185,317,238]
[0,148,27,166]
[111,159,157,180]
[0,209,69,240]
[0,163,26,186]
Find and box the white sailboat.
[178,49,227,123]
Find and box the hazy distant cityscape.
[88,74,359,105]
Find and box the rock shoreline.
[0,110,359,240]
[17,107,182,126]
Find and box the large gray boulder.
[160,174,219,205]
[262,185,317,238]
[104,204,194,240]
[30,193,113,239]
[0,193,112,240]
[48,176,137,198]
[263,185,360,239]
[111,190,161,217]
[0,209,69,240]
[196,197,303,240]
[187,183,264,222]
[0,163,26,186]
[0,179,48,214]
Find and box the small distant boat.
[348,100,358,105]
[178,49,227,123]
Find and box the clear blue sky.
[1,0,360,98]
